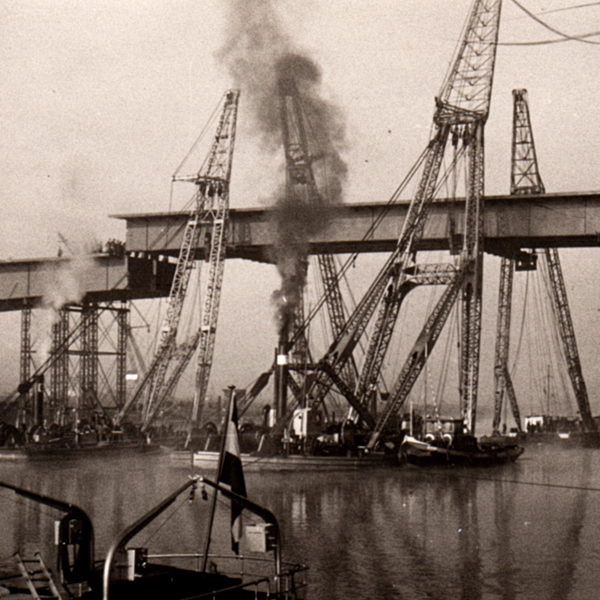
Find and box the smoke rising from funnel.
[37,255,92,366]
[218,0,347,334]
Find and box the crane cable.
[509,255,575,416]
[503,0,600,46]
[538,254,576,411]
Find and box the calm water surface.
[1,444,600,600]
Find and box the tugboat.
[172,381,401,472]
[0,476,307,600]
[401,416,524,467]
[0,391,308,600]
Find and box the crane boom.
[276,76,356,411]
[303,0,503,439]
[544,247,595,431]
[437,0,502,124]
[114,90,240,428]
[493,89,595,433]
[352,126,451,411]
[367,266,468,448]
[173,89,240,428]
[307,124,451,419]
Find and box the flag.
[218,389,247,554]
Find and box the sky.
[0,0,599,426]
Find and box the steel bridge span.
[0,190,598,312]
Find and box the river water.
[1,444,600,600]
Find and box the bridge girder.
[0,191,599,312]
[117,191,600,263]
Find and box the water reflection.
[0,446,599,599]
[492,476,519,600]
[245,449,599,599]
[546,450,590,600]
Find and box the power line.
[502,0,600,46]
[500,32,600,46]
[541,2,600,16]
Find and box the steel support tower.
[113,90,240,432]
[493,89,595,433]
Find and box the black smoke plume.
[218,0,347,334]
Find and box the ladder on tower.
[13,553,64,600]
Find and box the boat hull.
[171,449,400,471]
[401,435,524,468]
[0,441,162,460]
[482,431,600,448]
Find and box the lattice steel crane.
[493,255,522,435]
[493,89,595,433]
[492,88,541,435]
[276,75,357,414]
[189,91,240,428]
[114,90,240,430]
[293,0,503,447]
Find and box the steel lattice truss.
[281,0,504,445]
[492,256,522,434]
[275,76,358,422]
[493,88,595,433]
[437,0,502,124]
[114,90,240,430]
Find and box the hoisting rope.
[537,255,574,411]
[508,252,577,417]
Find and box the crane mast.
[493,89,595,433]
[277,76,314,360]
[446,0,502,435]
[492,88,543,434]
[492,255,522,434]
[114,90,240,430]
[280,77,351,341]
[190,91,240,426]
[363,0,503,446]
[275,76,356,414]
[304,0,502,445]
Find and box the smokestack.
[274,327,290,420]
[33,375,44,428]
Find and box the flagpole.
[201,385,235,572]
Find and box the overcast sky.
[0,0,599,421]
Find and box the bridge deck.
[116,191,600,262]
[0,254,174,312]
[0,191,598,311]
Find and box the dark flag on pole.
[218,388,247,554]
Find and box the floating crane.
[274,75,357,420]
[238,0,504,450]
[281,0,503,447]
[365,0,503,445]
[113,90,240,431]
[237,0,505,451]
[493,88,595,433]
